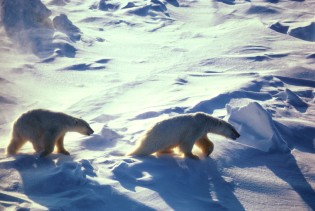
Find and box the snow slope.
[0,0,314,210]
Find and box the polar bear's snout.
[86,127,94,136]
[223,123,241,140]
[231,129,240,140]
[233,132,240,140]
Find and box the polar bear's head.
[72,118,94,136]
[206,117,240,140]
[221,121,240,140]
[214,120,240,140]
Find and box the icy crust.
[226,102,290,153]
[0,0,80,58]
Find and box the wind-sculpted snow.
[123,0,170,18]
[1,0,315,210]
[90,0,120,11]
[0,0,80,58]
[89,0,174,19]
[0,155,155,210]
[53,14,81,41]
[226,102,289,153]
[289,22,315,42]
[269,22,315,42]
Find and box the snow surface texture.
[0,0,315,210]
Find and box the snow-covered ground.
[0,0,314,210]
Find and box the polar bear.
[6,109,94,157]
[129,112,240,159]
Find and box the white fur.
[6,109,94,157]
[129,112,240,159]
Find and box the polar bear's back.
[14,109,71,140]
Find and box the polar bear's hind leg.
[156,144,178,155]
[7,130,26,155]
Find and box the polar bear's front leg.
[195,135,214,156]
[40,143,55,157]
[179,140,199,160]
[56,136,70,155]
[39,131,58,157]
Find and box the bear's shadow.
[112,155,246,210]
[9,153,154,210]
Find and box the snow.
[226,102,289,153]
[0,0,315,210]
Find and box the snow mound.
[275,88,308,108]
[90,0,120,11]
[53,14,81,41]
[226,102,290,153]
[246,5,278,14]
[269,22,289,34]
[123,0,170,17]
[284,89,308,107]
[0,0,78,58]
[269,22,315,42]
[289,22,315,42]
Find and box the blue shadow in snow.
[113,156,246,210]
[220,147,315,210]
[1,154,154,210]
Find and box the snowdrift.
[226,102,289,153]
[269,22,315,42]
[0,0,79,58]
[289,22,315,42]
